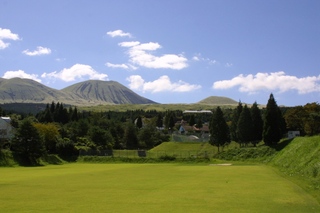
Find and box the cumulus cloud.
[0,28,20,49]
[127,75,201,93]
[2,70,41,82]
[41,64,108,82]
[107,30,132,38]
[23,46,51,56]
[105,62,137,70]
[22,46,51,56]
[119,41,188,70]
[213,71,320,94]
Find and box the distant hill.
[197,96,238,105]
[0,78,156,106]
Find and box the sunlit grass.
[0,163,319,212]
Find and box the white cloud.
[0,28,20,49]
[41,64,108,82]
[22,46,51,56]
[225,63,233,67]
[213,71,320,94]
[105,62,137,70]
[127,75,201,93]
[107,30,132,38]
[2,70,41,82]
[192,53,217,65]
[119,41,188,70]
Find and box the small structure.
[0,117,14,140]
[288,131,300,139]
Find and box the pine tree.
[156,113,163,128]
[250,102,263,146]
[230,101,243,142]
[209,107,230,152]
[136,116,143,129]
[263,94,283,147]
[236,105,253,147]
[123,122,139,149]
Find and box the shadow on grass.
[275,138,293,151]
[12,153,43,167]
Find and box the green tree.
[263,94,283,147]
[303,102,320,136]
[209,107,230,152]
[56,137,76,158]
[284,106,306,134]
[138,124,161,148]
[250,102,263,146]
[236,105,253,147]
[11,119,46,164]
[189,114,196,126]
[33,122,60,153]
[135,116,143,129]
[196,117,203,129]
[88,126,114,149]
[123,122,139,149]
[230,101,243,142]
[156,113,163,128]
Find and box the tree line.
[3,94,320,164]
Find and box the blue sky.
[0,0,319,106]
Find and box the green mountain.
[0,78,156,105]
[61,80,156,105]
[0,78,73,103]
[197,96,238,105]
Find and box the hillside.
[198,96,238,105]
[61,80,156,105]
[0,78,73,104]
[0,78,156,106]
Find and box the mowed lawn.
[0,164,319,213]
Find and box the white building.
[0,117,14,140]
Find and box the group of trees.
[209,94,286,151]
[284,102,320,136]
[5,93,320,163]
[9,104,173,163]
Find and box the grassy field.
[1,163,319,213]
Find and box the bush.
[158,155,176,161]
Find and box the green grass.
[0,163,319,213]
[271,136,320,202]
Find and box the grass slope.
[0,164,319,212]
[271,136,320,201]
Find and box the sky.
[0,0,320,106]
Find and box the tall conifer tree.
[237,105,253,147]
[263,94,282,147]
[209,107,230,152]
[230,101,243,142]
[250,102,263,146]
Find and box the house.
[0,117,14,141]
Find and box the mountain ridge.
[0,78,156,106]
[0,78,238,106]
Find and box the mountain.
[0,78,73,103]
[0,78,156,105]
[61,80,156,105]
[197,96,238,105]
